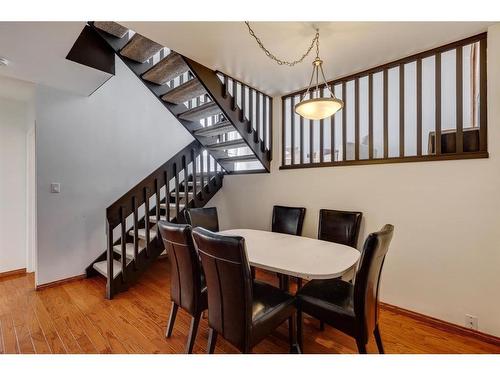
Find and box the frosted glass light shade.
[295,97,343,120]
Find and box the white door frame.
[26,123,36,279]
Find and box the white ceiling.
[125,22,494,96]
[0,75,35,102]
[0,22,112,96]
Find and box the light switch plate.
[50,183,61,193]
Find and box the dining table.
[218,228,360,281]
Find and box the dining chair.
[192,227,297,354]
[318,209,363,248]
[271,205,306,290]
[158,221,207,354]
[296,224,394,354]
[315,209,363,330]
[184,207,219,232]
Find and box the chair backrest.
[318,209,363,248]
[158,221,204,315]
[192,227,253,352]
[272,205,306,236]
[353,224,394,340]
[184,207,219,232]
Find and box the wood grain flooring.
[1,258,499,354]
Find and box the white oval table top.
[218,229,360,280]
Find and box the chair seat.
[250,281,295,346]
[297,278,356,336]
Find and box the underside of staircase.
[71,22,273,298]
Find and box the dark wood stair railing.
[85,140,224,299]
[78,22,273,174]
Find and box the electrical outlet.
[465,314,478,330]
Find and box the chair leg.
[374,325,385,354]
[185,314,201,354]
[356,338,367,354]
[319,320,325,331]
[297,308,303,351]
[165,303,178,338]
[288,313,297,353]
[207,328,218,354]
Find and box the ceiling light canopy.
[245,23,343,121]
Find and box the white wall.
[0,97,34,273]
[210,24,500,337]
[35,58,193,285]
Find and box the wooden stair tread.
[131,227,158,240]
[162,78,206,104]
[194,121,234,137]
[120,33,163,63]
[142,52,188,85]
[94,22,129,38]
[219,154,258,162]
[207,139,246,151]
[93,260,122,279]
[178,102,220,122]
[113,240,146,259]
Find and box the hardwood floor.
[0,258,499,354]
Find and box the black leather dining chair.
[271,205,306,290]
[158,221,207,354]
[318,209,363,248]
[192,227,297,354]
[296,224,394,354]
[315,209,363,330]
[184,207,219,232]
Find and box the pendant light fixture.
[245,22,343,120]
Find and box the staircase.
[76,22,273,299]
[86,141,224,299]
[88,21,273,174]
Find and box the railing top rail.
[216,70,273,99]
[281,32,487,99]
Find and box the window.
[280,33,487,169]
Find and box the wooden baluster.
[191,149,198,206]
[132,196,139,267]
[417,59,423,156]
[255,92,261,143]
[355,79,360,161]
[383,71,389,158]
[144,187,150,257]
[224,74,229,98]
[120,206,127,282]
[320,88,324,163]
[331,84,336,162]
[263,95,267,152]
[479,39,487,152]
[435,53,442,155]
[164,171,170,222]
[399,64,405,157]
[300,105,304,164]
[182,155,188,212]
[368,74,374,159]
[155,178,161,238]
[248,88,254,133]
[342,82,347,161]
[281,98,286,165]
[174,163,180,219]
[200,150,205,194]
[232,79,238,110]
[309,97,314,163]
[106,220,114,299]
[269,96,273,161]
[241,84,246,122]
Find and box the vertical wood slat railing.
[215,71,273,160]
[280,33,488,169]
[103,140,223,299]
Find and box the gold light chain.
[244,22,320,67]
